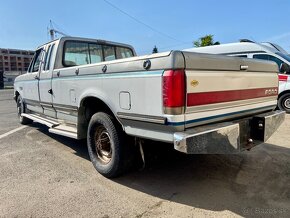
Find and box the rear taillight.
[279,74,288,82]
[163,69,185,114]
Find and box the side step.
[21,113,78,139]
[49,125,78,139]
[21,113,59,127]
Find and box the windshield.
[276,52,290,63]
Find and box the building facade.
[0,48,34,88]
[0,48,34,73]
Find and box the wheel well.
[278,90,290,99]
[15,91,20,102]
[77,97,121,139]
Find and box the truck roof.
[37,36,136,55]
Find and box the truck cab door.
[39,43,57,118]
[51,40,89,124]
[22,48,44,114]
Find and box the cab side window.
[103,45,116,61]
[64,41,105,67]
[253,54,284,72]
[43,45,51,71]
[46,44,55,70]
[28,49,43,73]
[43,44,55,71]
[116,47,134,59]
[64,41,90,67]
[62,41,135,67]
[89,44,103,64]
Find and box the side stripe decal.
[187,87,277,107]
[167,105,275,126]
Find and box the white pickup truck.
[14,37,285,177]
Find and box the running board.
[21,113,78,139]
[49,125,78,139]
[21,113,59,128]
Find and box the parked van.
[185,41,290,112]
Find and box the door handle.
[34,75,40,80]
[48,89,53,95]
[240,65,248,70]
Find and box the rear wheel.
[278,93,290,113]
[87,112,127,178]
[16,96,32,125]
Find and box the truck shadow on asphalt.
[34,123,90,161]
[115,142,290,217]
[35,124,290,217]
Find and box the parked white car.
[185,41,290,112]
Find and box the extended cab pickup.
[14,37,285,177]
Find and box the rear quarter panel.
[77,70,164,117]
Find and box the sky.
[0,0,289,55]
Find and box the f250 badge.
[190,80,199,87]
[265,88,278,95]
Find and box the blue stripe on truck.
[167,105,276,126]
[14,71,163,83]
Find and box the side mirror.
[280,63,290,74]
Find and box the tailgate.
[182,52,279,128]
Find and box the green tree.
[193,35,220,47]
[152,45,158,53]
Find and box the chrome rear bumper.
[174,110,285,154]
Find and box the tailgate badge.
[265,88,278,95]
[190,80,199,87]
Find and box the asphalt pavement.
[0,89,289,217]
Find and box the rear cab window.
[63,40,134,67]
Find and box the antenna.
[48,20,69,40]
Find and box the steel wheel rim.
[94,126,112,164]
[284,98,290,109]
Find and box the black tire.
[16,96,33,125]
[278,93,290,113]
[87,112,127,178]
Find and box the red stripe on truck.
[187,87,278,107]
[279,75,288,82]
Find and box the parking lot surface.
[0,89,289,217]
